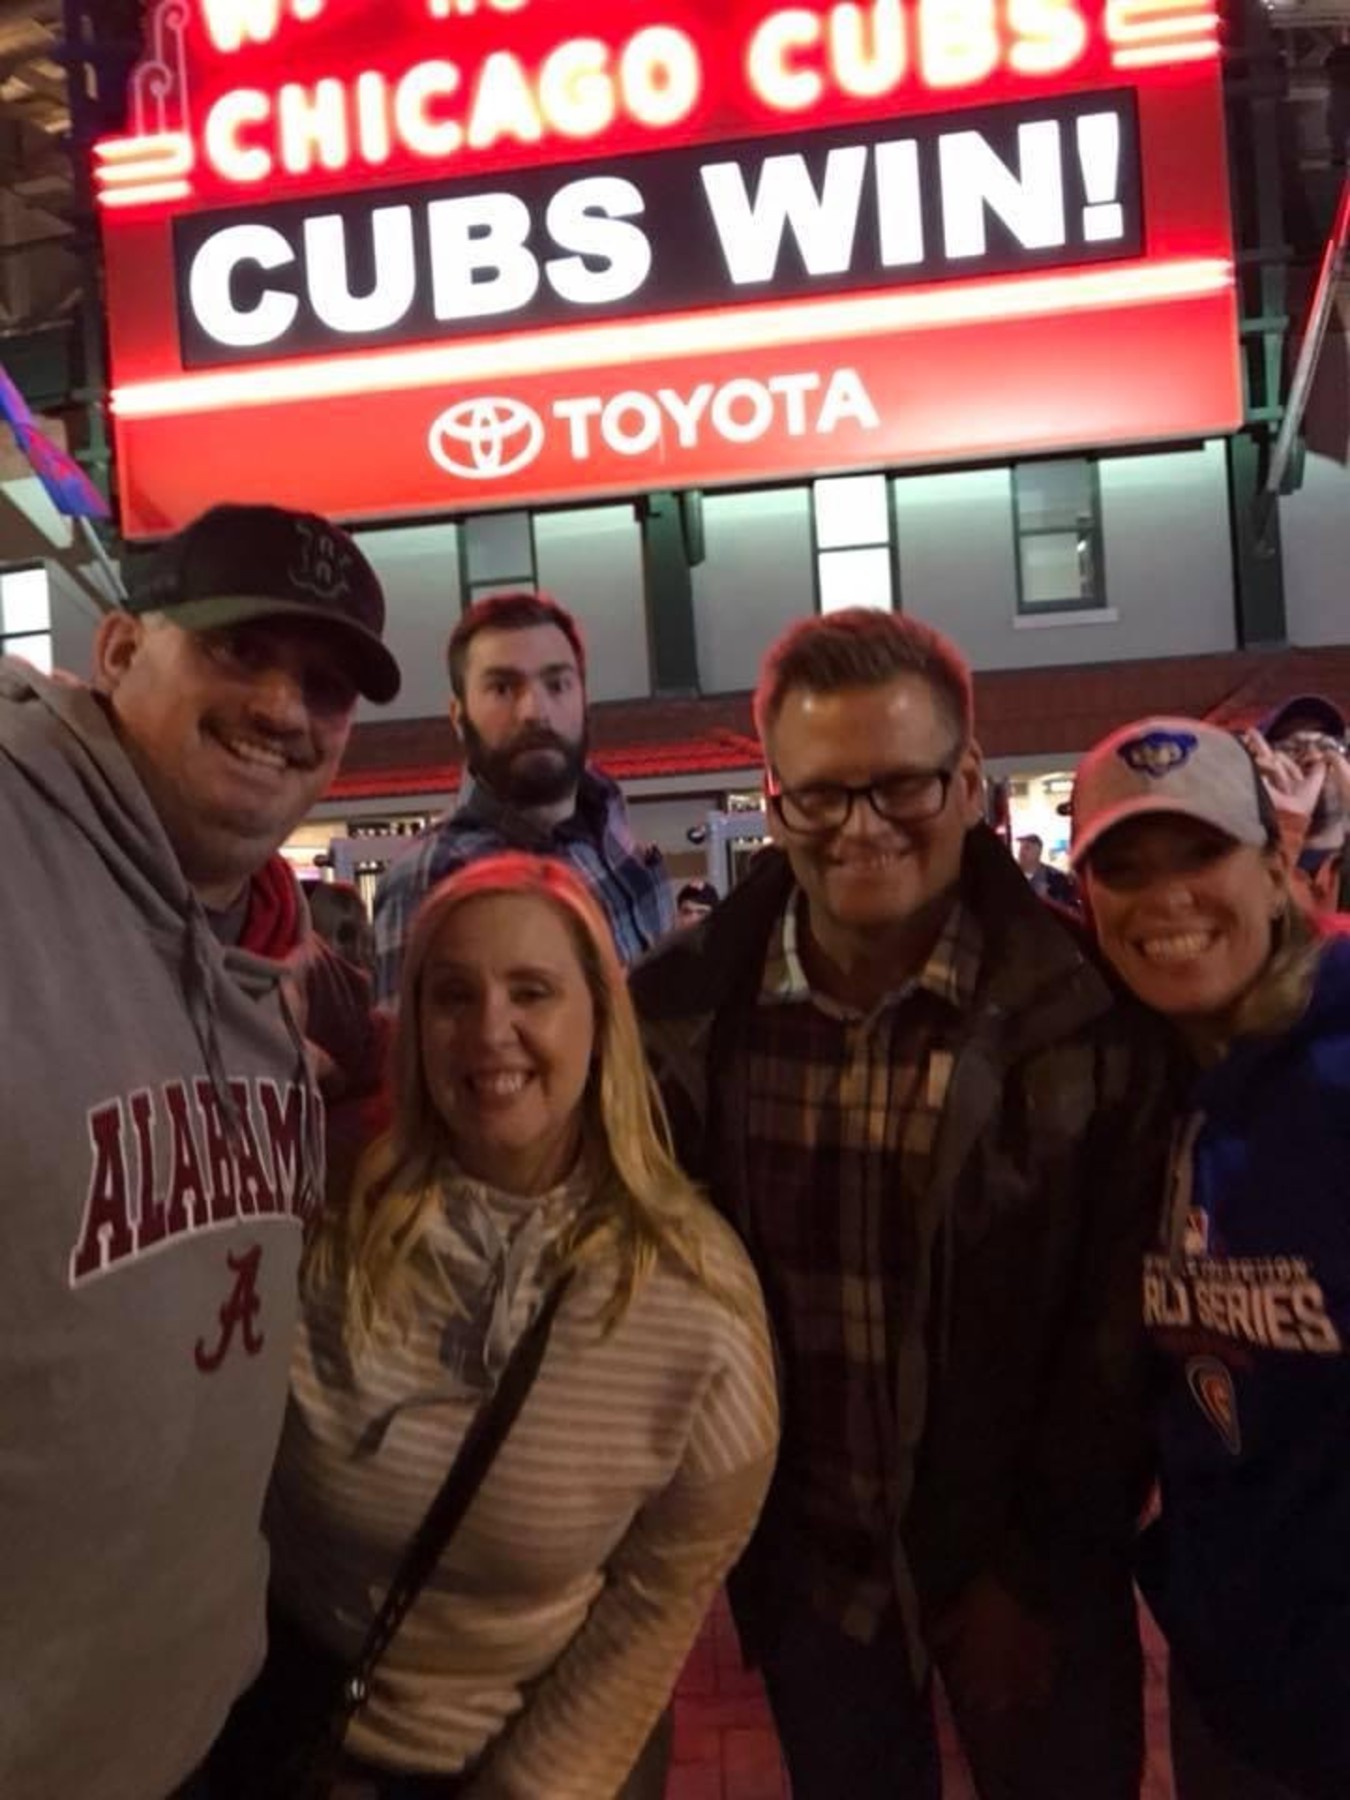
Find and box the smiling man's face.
[764,674,983,963]
[95,611,356,907]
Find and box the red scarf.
[241,854,301,959]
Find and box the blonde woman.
[245,854,778,1798]
[1070,718,1350,1800]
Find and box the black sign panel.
[174,90,1143,369]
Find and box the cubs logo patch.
[1186,1355,1241,1455]
[1117,729,1198,779]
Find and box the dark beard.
[461,714,588,809]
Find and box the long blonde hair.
[1224,886,1324,1043]
[314,854,718,1351]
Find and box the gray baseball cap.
[1070,717,1268,868]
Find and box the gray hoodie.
[0,660,325,1799]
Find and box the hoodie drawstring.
[183,905,247,1151]
[276,974,326,1219]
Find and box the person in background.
[1246,694,1349,916]
[0,501,401,1800]
[1014,831,1080,910]
[1070,716,1350,1800]
[633,607,1171,1800]
[675,879,718,928]
[307,877,377,976]
[373,592,672,1005]
[244,854,778,1797]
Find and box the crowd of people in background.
[2,498,1346,1800]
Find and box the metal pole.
[1258,170,1350,531]
[77,514,125,609]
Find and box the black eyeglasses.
[770,765,956,836]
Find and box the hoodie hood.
[0,658,204,939]
[0,659,312,1127]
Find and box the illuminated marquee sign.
[97,0,1241,537]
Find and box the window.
[812,474,895,614]
[0,566,52,672]
[1012,459,1105,615]
[458,510,536,606]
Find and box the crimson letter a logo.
[195,1244,266,1373]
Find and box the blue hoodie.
[1139,935,1350,1798]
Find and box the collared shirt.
[744,887,983,1641]
[372,768,674,1004]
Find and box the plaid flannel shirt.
[372,769,674,1005]
[746,887,983,1642]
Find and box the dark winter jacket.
[632,826,1176,1647]
[1138,934,1350,1800]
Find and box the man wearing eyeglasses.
[632,608,1170,1799]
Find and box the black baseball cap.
[126,502,400,704]
[677,880,718,908]
[1259,693,1345,742]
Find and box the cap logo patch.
[1117,728,1198,780]
[289,519,355,604]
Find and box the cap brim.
[148,594,401,704]
[1071,794,1264,867]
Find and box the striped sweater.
[266,1171,779,1799]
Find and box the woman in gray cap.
[1068,717,1350,1800]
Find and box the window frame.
[1011,458,1107,618]
[809,473,899,615]
[0,563,53,672]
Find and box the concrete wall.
[535,504,647,702]
[691,486,814,693]
[892,441,1236,670]
[355,521,460,723]
[50,562,100,676]
[1279,449,1350,646]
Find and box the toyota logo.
[428,396,545,480]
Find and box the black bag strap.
[334,1269,574,1727]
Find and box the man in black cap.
[0,502,399,1800]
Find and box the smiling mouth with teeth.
[216,731,293,774]
[1137,931,1219,963]
[471,1072,531,1098]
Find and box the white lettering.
[619,26,702,129]
[817,366,882,431]
[940,120,1065,258]
[604,391,664,455]
[553,393,604,457]
[204,89,273,183]
[657,382,715,446]
[427,193,539,320]
[278,77,349,175]
[539,38,616,140]
[355,70,392,165]
[545,178,652,305]
[540,367,879,466]
[395,61,463,160]
[768,371,823,435]
[831,0,907,96]
[710,377,775,442]
[468,51,544,150]
[876,139,925,264]
[702,145,869,285]
[304,207,416,334]
[189,224,298,348]
[747,9,825,111]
